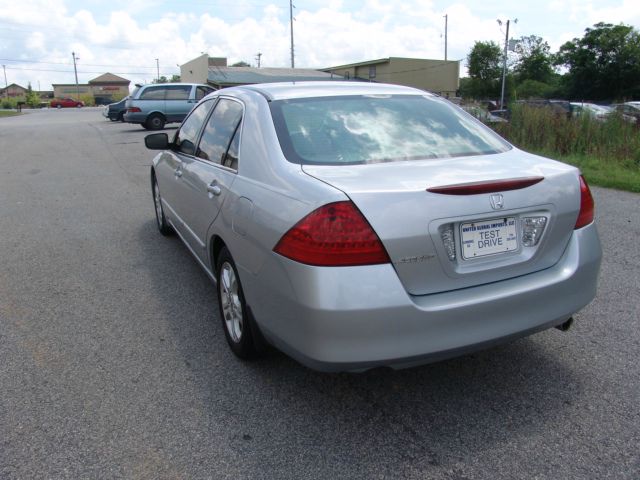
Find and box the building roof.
[1,83,27,91]
[207,67,339,87]
[322,57,459,71]
[89,73,130,84]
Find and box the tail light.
[128,107,142,113]
[574,175,595,229]
[274,201,390,266]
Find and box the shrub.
[79,93,96,106]
[1,97,19,109]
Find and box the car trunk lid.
[302,149,581,295]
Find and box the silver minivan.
[124,83,215,130]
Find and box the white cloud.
[0,0,637,90]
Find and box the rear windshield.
[270,95,511,165]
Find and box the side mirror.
[145,133,169,150]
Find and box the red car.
[50,97,84,108]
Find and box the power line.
[0,57,161,69]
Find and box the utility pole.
[497,18,516,110]
[256,52,262,68]
[155,58,160,82]
[443,14,448,61]
[72,52,80,100]
[289,0,295,68]
[2,65,7,97]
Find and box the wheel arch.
[210,235,227,276]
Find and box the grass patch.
[492,105,640,193]
[0,110,21,118]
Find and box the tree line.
[460,22,640,102]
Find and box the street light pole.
[498,18,517,110]
[72,52,80,100]
[443,14,448,61]
[155,58,160,82]
[2,64,7,97]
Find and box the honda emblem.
[490,193,504,210]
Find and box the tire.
[109,115,118,122]
[152,175,173,236]
[118,112,125,122]
[216,247,259,359]
[56,104,62,109]
[145,113,165,130]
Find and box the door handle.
[174,167,183,178]
[207,183,222,196]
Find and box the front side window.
[139,87,165,100]
[196,99,243,165]
[174,99,215,155]
[165,85,191,100]
[270,95,512,165]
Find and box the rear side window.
[196,99,243,165]
[139,87,165,100]
[270,95,511,165]
[196,86,215,100]
[165,85,191,100]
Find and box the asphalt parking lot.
[0,107,638,479]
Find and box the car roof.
[233,81,432,101]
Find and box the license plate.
[460,217,518,259]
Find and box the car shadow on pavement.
[137,219,581,478]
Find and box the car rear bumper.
[123,112,146,124]
[245,223,602,372]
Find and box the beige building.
[322,57,460,97]
[52,73,130,104]
[1,83,28,97]
[180,54,339,88]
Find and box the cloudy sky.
[0,0,638,90]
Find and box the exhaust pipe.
[555,317,574,332]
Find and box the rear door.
[177,97,244,260]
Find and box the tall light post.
[155,58,160,82]
[443,14,448,61]
[2,64,7,97]
[497,18,517,109]
[72,52,80,100]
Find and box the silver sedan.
[145,82,602,372]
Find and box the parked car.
[570,102,614,121]
[145,82,602,372]
[102,97,129,122]
[461,105,507,123]
[611,102,640,122]
[515,99,572,118]
[124,83,215,130]
[50,97,84,108]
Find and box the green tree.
[231,61,251,67]
[555,22,640,100]
[25,82,41,108]
[513,35,554,83]
[152,76,168,84]
[465,41,503,99]
[170,74,181,82]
